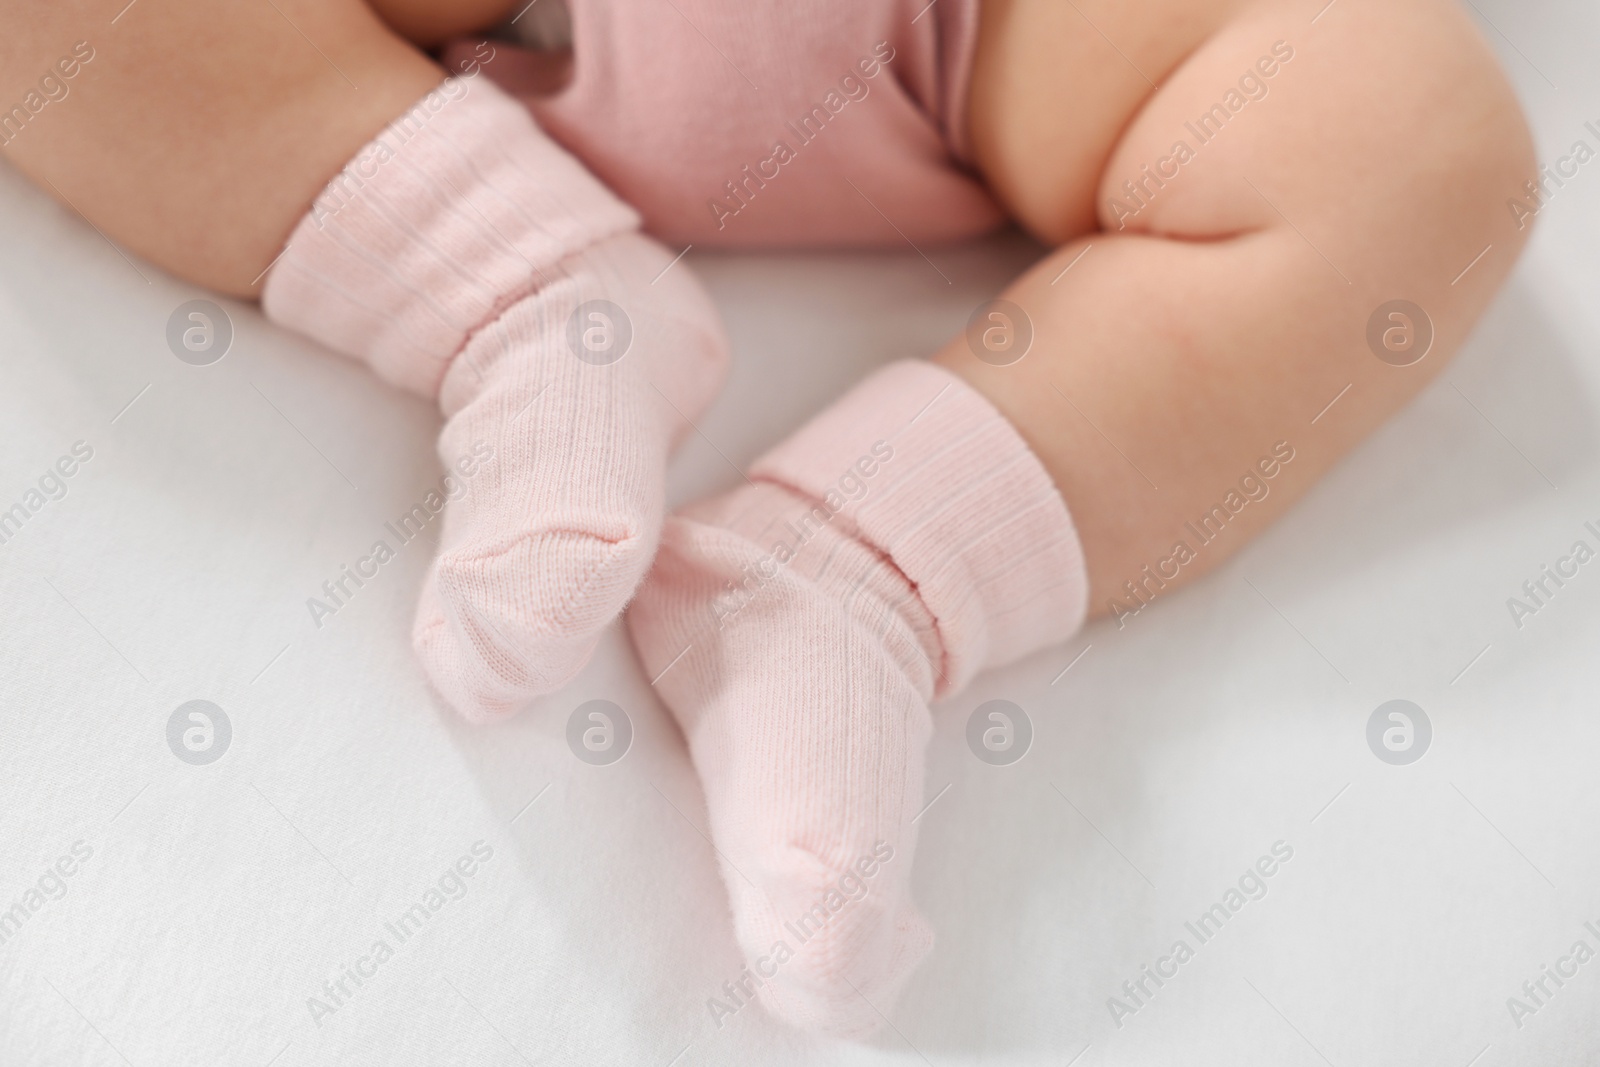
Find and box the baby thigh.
[0,0,441,295]
[942,0,1535,614]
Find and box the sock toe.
[733,845,934,1038]
[417,527,655,718]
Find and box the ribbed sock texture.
[628,360,1087,1035]
[263,76,728,719]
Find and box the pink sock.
[628,361,1088,1035]
[263,77,728,720]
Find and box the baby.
[1,0,1532,1037]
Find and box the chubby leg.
[629,0,1534,1037]
[0,0,441,295]
[954,0,1535,616]
[0,0,533,290]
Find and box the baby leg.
[951,0,1536,614]
[629,0,1533,1036]
[4,2,728,718]
[0,0,441,294]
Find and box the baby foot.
[629,361,1088,1034]
[262,77,727,720]
[416,232,727,719]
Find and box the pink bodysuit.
[444,0,1003,248]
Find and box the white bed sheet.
[4,4,1600,1063]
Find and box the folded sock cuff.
[261,75,638,398]
[751,360,1088,693]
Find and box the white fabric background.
[3,3,1600,1063]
